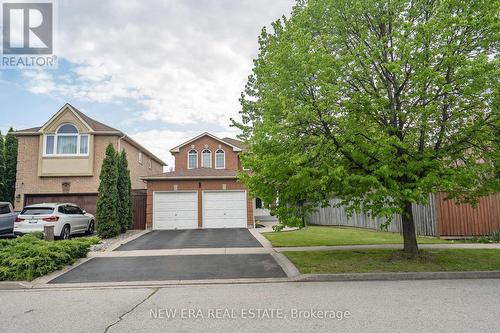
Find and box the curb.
[295,270,500,282]
[0,281,33,290]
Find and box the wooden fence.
[306,193,500,237]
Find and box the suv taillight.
[42,216,59,222]
[15,217,24,222]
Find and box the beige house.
[14,103,166,214]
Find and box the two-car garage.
[152,190,249,230]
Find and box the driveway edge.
[295,270,500,282]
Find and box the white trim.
[201,149,212,168]
[170,132,242,153]
[152,191,198,230]
[39,103,93,133]
[215,149,225,169]
[187,149,198,169]
[42,125,90,157]
[138,151,144,164]
[141,175,237,180]
[202,190,248,228]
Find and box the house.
[14,103,166,216]
[142,132,273,229]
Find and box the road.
[1,279,499,333]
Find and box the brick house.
[14,103,166,215]
[142,132,274,229]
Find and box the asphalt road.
[48,254,286,283]
[2,279,499,333]
[115,229,263,251]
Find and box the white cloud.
[25,0,294,129]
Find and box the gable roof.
[15,103,167,166]
[169,132,244,153]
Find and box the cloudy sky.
[0,0,295,167]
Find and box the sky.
[0,0,295,167]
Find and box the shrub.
[0,234,100,281]
[96,144,120,238]
[117,150,132,233]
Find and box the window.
[20,207,55,215]
[44,123,89,156]
[45,135,55,154]
[138,151,143,164]
[148,159,152,169]
[215,149,225,169]
[256,198,263,209]
[0,204,11,214]
[188,149,198,169]
[202,149,211,168]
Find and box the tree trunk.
[401,201,418,255]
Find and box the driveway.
[48,254,286,283]
[114,228,263,251]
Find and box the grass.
[0,234,100,281]
[263,226,449,247]
[284,249,500,274]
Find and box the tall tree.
[234,0,499,255]
[4,128,18,204]
[96,144,120,238]
[0,132,5,201]
[117,150,133,233]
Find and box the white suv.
[14,203,95,240]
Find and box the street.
[1,279,499,333]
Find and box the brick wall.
[14,134,165,211]
[145,179,253,229]
[173,136,240,171]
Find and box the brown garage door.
[25,193,98,215]
[24,192,147,230]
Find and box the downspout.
[117,134,126,152]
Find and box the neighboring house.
[142,132,274,229]
[14,103,166,215]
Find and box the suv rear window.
[20,207,55,215]
[0,204,11,214]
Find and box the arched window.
[44,123,89,156]
[215,149,225,169]
[202,149,211,168]
[188,149,198,169]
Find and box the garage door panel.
[203,191,247,229]
[153,192,198,230]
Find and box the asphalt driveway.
[115,228,263,251]
[48,254,286,283]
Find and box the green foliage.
[117,150,133,233]
[0,132,5,201]
[0,234,100,281]
[3,128,18,204]
[96,144,120,238]
[234,0,499,248]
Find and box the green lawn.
[263,226,449,247]
[284,249,500,274]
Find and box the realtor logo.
[1,0,57,68]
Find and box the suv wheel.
[60,225,70,240]
[86,220,95,235]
